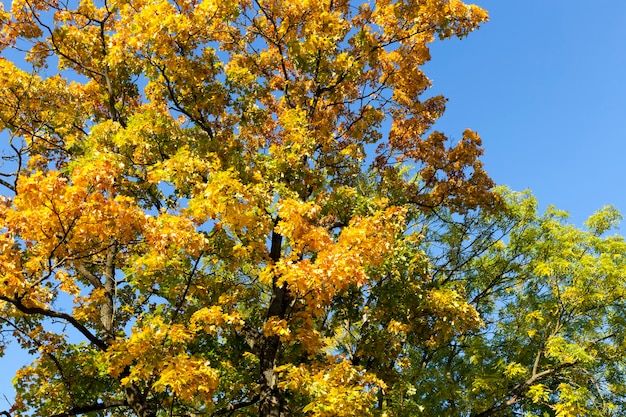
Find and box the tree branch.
[0,295,107,350]
[211,395,260,416]
[0,178,15,192]
[48,400,128,417]
[471,362,576,417]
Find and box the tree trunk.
[258,231,289,417]
[124,383,156,417]
[258,331,284,417]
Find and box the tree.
[392,189,626,416]
[2,1,626,416]
[12,0,620,416]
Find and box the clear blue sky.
[2,0,626,407]
[425,0,626,225]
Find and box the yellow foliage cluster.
[279,360,384,417]
[272,204,406,310]
[107,315,220,402]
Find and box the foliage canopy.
[1,0,626,416]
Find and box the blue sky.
[2,0,626,408]
[425,0,626,226]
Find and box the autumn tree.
[0,0,509,416]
